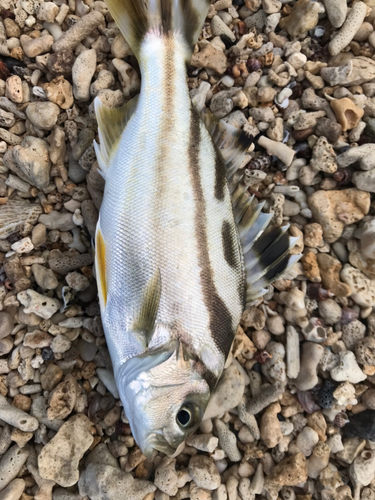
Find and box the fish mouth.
[143,433,179,457]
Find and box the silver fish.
[94,0,299,457]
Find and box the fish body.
[94,0,298,456]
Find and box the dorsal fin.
[200,108,301,304]
[94,95,139,177]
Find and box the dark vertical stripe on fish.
[214,153,226,201]
[222,220,237,269]
[188,108,234,358]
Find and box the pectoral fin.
[131,269,162,343]
[94,95,139,177]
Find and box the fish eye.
[177,407,192,427]
[177,402,200,429]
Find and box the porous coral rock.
[308,189,370,243]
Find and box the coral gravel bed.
[0,0,375,499]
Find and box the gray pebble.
[39,211,76,231]
[0,478,25,500]
[78,463,156,500]
[26,102,60,130]
[0,445,29,491]
[0,394,39,431]
[0,312,14,340]
[31,263,58,290]
[215,419,242,462]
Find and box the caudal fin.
[105,0,210,58]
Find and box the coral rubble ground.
[1,0,375,499]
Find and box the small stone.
[17,289,60,319]
[331,351,367,383]
[215,419,242,462]
[72,49,96,102]
[0,445,29,491]
[318,380,336,409]
[40,363,63,392]
[0,478,25,500]
[20,34,54,57]
[26,102,60,130]
[65,271,90,291]
[266,453,308,485]
[81,464,156,500]
[0,312,14,339]
[13,136,51,189]
[47,49,75,77]
[323,0,347,28]
[355,337,375,366]
[318,299,342,325]
[301,252,321,283]
[31,264,58,290]
[189,455,221,490]
[51,334,71,354]
[362,389,375,410]
[352,170,375,193]
[5,76,22,103]
[191,42,227,74]
[317,254,351,297]
[204,363,245,419]
[344,410,375,441]
[321,57,375,86]
[341,265,375,307]
[328,2,367,56]
[0,394,38,431]
[211,15,236,42]
[44,76,74,110]
[315,117,342,144]
[309,136,337,174]
[52,11,105,52]
[308,189,370,243]
[331,98,364,131]
[37,1,58,22]
[279,0,320,36]
[38,413,94,487]
[47,374,78,420]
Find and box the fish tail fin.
[105,0,210,58]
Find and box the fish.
[93,0,300,457]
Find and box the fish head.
[117,340,211,457]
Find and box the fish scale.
[93,0,299,457]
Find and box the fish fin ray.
[94,95,138,172]
[104,0,210,58]
[199,107,253,187]
[236,198,301,300]
[131,269,162,343]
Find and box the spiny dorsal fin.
[94,95,138,177]
[104,0,210,58]
[131,269,162,343]
[199,108,253,187]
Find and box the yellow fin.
[95,228,107,307]
[131,269,161,342]
[103,0,210,58]
[94,95,139,176]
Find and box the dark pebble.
[318,380,336,409]
[292,128,315,142]
[343,410,375,441]
[41,347,54,362]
